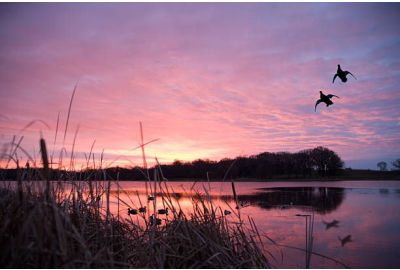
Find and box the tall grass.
[0,121,270,268]
[0,166,270,268]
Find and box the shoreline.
[1,177,400,182]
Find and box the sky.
[0,3,400,170]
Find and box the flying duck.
[315,91,340,112]
[333,64,356,83]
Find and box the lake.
[105,180,400,268]
[4,180,400,268]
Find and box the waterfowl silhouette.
[322,219,340,230]
[148,195,154,201]
[158,208,169,215]
[338,235,353,247]
[128,208,138,215]
[139,206,146,213]
[224,210,232,215]
[315,91,340,112]
[150,214,162,226]
[333,64,356,83]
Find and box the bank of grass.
[0,177,270,268]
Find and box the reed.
[63,81,79,144]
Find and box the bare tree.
[377,161,387,171]
[392,159,400,171]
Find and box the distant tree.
[377,161,387,171]
[392,159,400,171]
[172,160,183,166]
[310,146,344,176]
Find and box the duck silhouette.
[338,235,353,247]
[149,214,162,226]
[127,208,138,215]
[158,208,169,215]
[315,91,340,112]
[333,64,356,83]
[322,219,340,230]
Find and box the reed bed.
[0,137,270,268]
[0,177,270,268]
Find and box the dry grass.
[0,177,270,268]
[0,138,270,268]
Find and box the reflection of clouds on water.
[103,181,400,268]
[114,186,346,214]
[4,180,400,268]
[239,187,346,214]
[379,188,389,195]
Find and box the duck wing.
[315,99,322,112]
[346,71,357,80]
[327,94,339,99]
[332,74,338,84]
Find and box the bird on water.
[315,91,340,112]
[150,214,162,226]
[158,208,169,215]
[128,208,138,215]
[332,64,356,83]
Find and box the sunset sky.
[1,3,399,169]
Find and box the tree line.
[1,146,345,181]
[155,146,344,180]
[377,159,400,171]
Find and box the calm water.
[5,180,400,268]
[110,180,400,268]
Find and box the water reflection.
[379,188,389,195]
[4,180,400,268]
[109,183,400,268]
[338,234,353,247]
[243,187,346,213]
[124,186,346,214]
[322,219,340,230]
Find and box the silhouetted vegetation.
[0,146,345,181]
[163,146,344,179]
[392,159,400,171]
[377,161,388,171]
[0,180,270,268]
